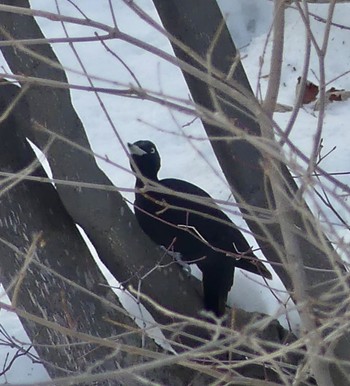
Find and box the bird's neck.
[135,172,158,188]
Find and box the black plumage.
[128,140,272,316]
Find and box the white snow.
[0,0,349,382]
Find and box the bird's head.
[127,140,161,181]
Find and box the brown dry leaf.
[314,89,350,110]
[296,76,319,104]
[327,87,345,102]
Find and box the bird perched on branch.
[128,140,272,316]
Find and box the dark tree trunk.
[0,82,213,385]
[150,0,349,384]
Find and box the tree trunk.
[0,82,213,385]
[150,0,349,384]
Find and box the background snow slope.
[0,0,349,382]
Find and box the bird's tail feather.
[235,257,272,279]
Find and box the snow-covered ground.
[1,0,349,382]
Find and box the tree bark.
[150,0,349,384]
[0,82,214,385]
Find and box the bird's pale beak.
[127,142,147,156]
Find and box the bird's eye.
[150,148,156,154]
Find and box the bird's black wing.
[136,177,271,276]
[154,179,271,279]
[135,178,214,262]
